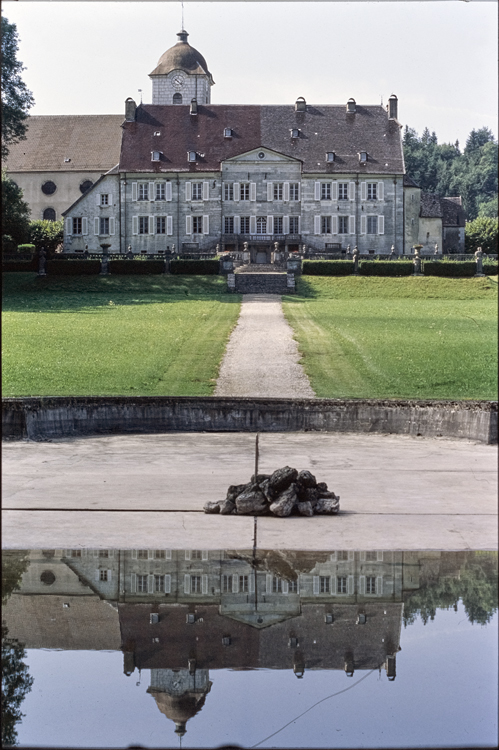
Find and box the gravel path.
[214,294,315,398]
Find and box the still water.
[2,549,497,748]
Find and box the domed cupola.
[149,30,214,105]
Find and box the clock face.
[172,74,185,89]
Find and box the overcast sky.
[3,1,498,146]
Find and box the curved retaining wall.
[2,397,497,444]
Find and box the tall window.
[321,183,331,200]
[224,183,234,201]
[274,217,283,235]
[43,208,56,221]
[240,183,250,201]
[239,575,249,593]
[240,216,250,234]
[155,575,165,592]
[338,183,349,200]
[224,216,234,234]
[72,218,82,235]
[256,216,267,234]
[191,550,202,560]
[289,216,299,234]
[367,216,378,234]
[137,550,148,559]
[154,550,166,559]
[320,576,330,594]
[367,183,377,200]
[273,183,283,200]
[272,577,282,593]
[338,216,349,234]
[366,576,376,594]
[100,194,109,206]
[156,216,166,234]
[173,93,182,104]
[192,217,203,234]
[337,576,347,594]
[288,579,298,593]
[137,574,148,592]
[138,184,148,201]
[321,216,331,234]
[192,183,203,201]
[99,217,109,235]
[138,216,149,234]
[156,183,166,201]
[191,575,202,593]
[337,551,349,561]
[289,183,300,201]
[222,575,231,593]
[99,550,109,558]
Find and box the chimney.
[125,98,136,122]
[295,97,307,112]
[346,98,356,114]
[388,94,398,120]
[190,98,198,115]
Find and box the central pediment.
[223,147,302,165]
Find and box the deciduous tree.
[1,17,34,158]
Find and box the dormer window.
[359,152,368,163]
[151,151,161,162]
[326,152,335,162]
[291,128,300,139]
[153,131,161,136]
[187,151,197,162]
[224,128,232,138]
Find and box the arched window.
[43,208,56,221]
[173,93,182,104]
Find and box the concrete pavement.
[2,431,496,550]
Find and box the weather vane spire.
[181,1,184,30]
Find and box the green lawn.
[283,276,498,400]
[2,274,241,396]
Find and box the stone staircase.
[234,271,289,294]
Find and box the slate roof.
[4,115,123,172]
[403,174,420,188]
[420,192,443,218]
[441,197,466,226]
[119,103,404,175]
[149,33,213,81]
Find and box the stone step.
[234,273,290,294]
[235,264,286,274]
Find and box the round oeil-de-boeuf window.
[41,181,57,195]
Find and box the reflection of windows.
[272,577,282,593]
[137,574,148,592]
[240,216,250,234]
[222,575,231,593]
[366,576,376,594]
[366,551,377,561]
[69,549,81,557]
[337,576,347,593]
[155,575,165,592]
[337,551,349,561]
[99,550,109,558]
[239,575,249,593]
[320,576,330,593]
[288,579,298,593]
[191,575,202,593]
[137,550,148,559]
[99,569,108,582]
[154,550,166,559]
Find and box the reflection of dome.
[147,668,212,738]
[149,30,214,82]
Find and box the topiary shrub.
[302,260,354,275]
[358,261,414,276]
[16,244,36,255]
[109,260,165,275]
[46,260,101,275]
[170,259,219,275]
[422,261,475,277]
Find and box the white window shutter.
[232,574,239,594]
[164,574,171,594]
[95,570,100,581]
[378,215,385,234]
[186,216,192,235]
[360,551,366,562]
[348,551,355,561]
[166,182,172,201]
[233,182,240,202]
[148,182,154,201]
[109,217,115,236]
[131,550,138,560]
[348,575,354,595]
[108,194,113,206]
[376,576,383,596]
[283,182,290,202]
[266,574,273,594]
[202,550,208,561]
[378,182,384,200]
[81,217,87,236]
[297,183,301,201]
[132,216,138,235]
[234,215,240,234]
[131,573,137,592]
[377,551,384,562]
[332,181,338,201]
[361,182,367,201]
[65,218,72,235]
[267,182,273,202]
[148,574,154,594]
[185,550,191,560]
[349,216,356,234]
[249,574,255,593]
[149,215,155,235]
[250,183,257,201]
[203,181,210,200]
[313,576,320,595]
[298,216,301,233]
[203,215,209,234]
[184,574,191,594]
[185,182,192,201]
[359,575,366,595]
[96,193,101,206]
[283,216,289,235]
[349,182,356,201]
[331,576,336,595]
[132,182,137,201]
[250,216,256,234]
[267,216,273,234]
[361,215,367,235]
[282,580,289,595]
[202,575,208,595]
[332,215,338,234]
[314,182,321,200]
[314,216,321,235]
[167,216,173,235]
[148,550,154,560]
[94,217,99,235]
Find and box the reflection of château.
[1,549,479,738]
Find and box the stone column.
[474,247,485,277]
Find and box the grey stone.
[302,487,320,507]
[258,478,275,503]
[226,484,250,502]
[297,470,317,488]
[315,496,340,515]
[219,498,236,515]
[269,466,298,494]
[316,482,328,492]
[251,474,271,484]
[203,500,221,514]
[297,501,314,517]
[269,484,298,517]
[235,487,268,515]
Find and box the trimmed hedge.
[17,244,36,254]
[302,260,354,276]
[2,259,38,272]
[46,260,101,275]
[359,261,414,276]
[170,259,220,275]
[423,261,476,277]
[109,260,166,275]
[483,262,498,275]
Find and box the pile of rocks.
[204,466,340,517]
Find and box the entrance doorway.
[256,250,268,264]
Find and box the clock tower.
[149,30,214,105]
